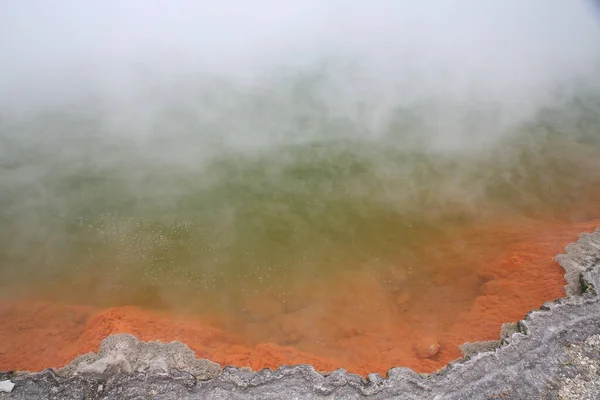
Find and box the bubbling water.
[1,0,600,375]
[1,86,600,375]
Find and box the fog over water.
[1,0,600,346]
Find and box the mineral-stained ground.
[1,227,599,399]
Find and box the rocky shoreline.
[1,228,599,399]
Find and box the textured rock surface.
[1,228,599,399]
[59,333,220,381]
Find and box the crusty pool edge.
[2,228,599,399]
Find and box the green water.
[0,87,599,315]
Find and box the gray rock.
[557,334,600,400]
[499,322,519,340]
[1,228,599,399]
[459,340,501,359]
[0,380,14,393]
[59,333,221,381]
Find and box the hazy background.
[1,0,600,323]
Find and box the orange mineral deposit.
[1,217,599,376]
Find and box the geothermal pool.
[1,103,599,375]
[1,0,600,378]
